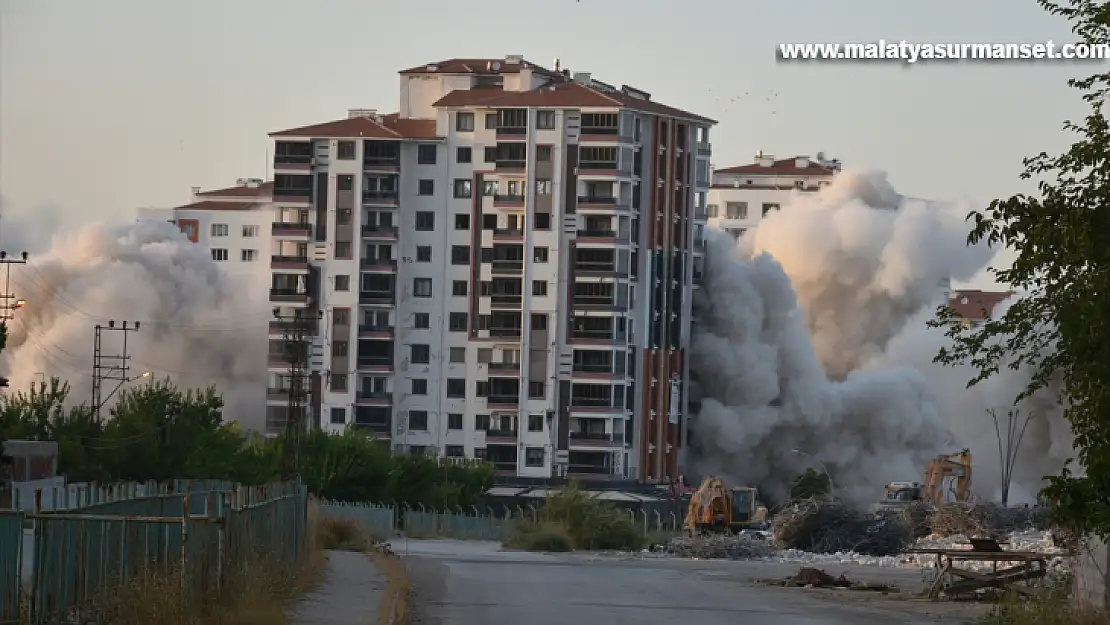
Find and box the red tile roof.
[947,290,1015,320]
[400,58,562,80]
[175,200,265,212]
[715,158,837,177]
[195,182,273,198]
[270,113,438,140]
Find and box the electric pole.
[273,306,319,478]
[0,251,29,391]
[92,320,141,419]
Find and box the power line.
[272,307,320,479]
[91,320,144,420]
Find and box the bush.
[505,481,643,552]
[506,522,576,552]
[981,593,1107,625]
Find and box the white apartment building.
[707,152,841,239]
[264,55,715,481]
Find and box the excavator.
[683,476,769,535]
[882,449,972,507]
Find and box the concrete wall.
[1074,534,1109,609]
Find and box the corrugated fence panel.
[400,509,510,541]
[319,501,395,538]
[0,512,23,624]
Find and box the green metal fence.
[318,501,395,538]
[402,508,514,541]
[0,512,22,624]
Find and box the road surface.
[287,549,384,625]
[396,539,983,625]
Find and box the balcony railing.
[269,320,317,334]
[356,391,393,403]
[353,420,391,435]
[571,328,615,340]
[493,228,524,237]
[581,126,618,135]
[359,290,396,305]
[271,255,309,265]
[567,464,616,476]
[495,126,527,136]
[490,295,523,307]
[697,142,712,156]
[493,195,525,204]
[577,229,618,239]
[496,159,527,170]
[357,357,393,369]
[579,161,618,171]
[272,187,312,199]
[269,288,308,302]
[363,156,401,168]
[358,324,394,336]
[487,362,521,373]
[573,262,622,276]
[491,460,517,471]
[272,222,311,234]
[360,258,397,269]
[362,225,399,237]
[486,395,520,406]
[573,363,613,374]
[693,270,704,284]
[489,328,522,338]
[491,260,523,274]
[569,432,624,445]
[573,295,622,309]
[273,154,312,165]
[570,397,613,408]
[485,428,519,439]
[363,190,399,202]
[694,238,707,250]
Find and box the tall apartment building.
[707,152,841,239]
[264,55,715,482]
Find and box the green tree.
[931,0,1110,537]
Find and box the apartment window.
[527,414,544,432]
[333,308,350,325]
[335,242,352,259]
[409,410,429,430]
[418,179,434,196]
[446,378,466,398]
[417,144,437,164]
[446,445,464,457]
[337,141,356,160]
[483,146,497,162]
[336,208,352,225]
[449,347,466,363]
[242,225,259,237]
[337,174,354,191]
[449,312,467,331]
[483,181,498,196]
[762,203,780,216]
[330,373,348,392]
[456,112,475,132]
[531,313,547,331]
[211,248,228,261]
[477,348,492,363]
[452,280,468,296]
[335,275,350,291]
[525,448,545,467]
[417,246,432,262]
[536,145,551,161]
[448,413,464,430]
[485,113,498,129]
[413,278,433,297]
[411,344,430,363]
[211,223,228,237]
[330,407,346,424]
[535,179,551,195]
[535,213,551,229]
[411,379,428,395]
[241,249,258,262]
[454,214,470,230]
[532,280,547,296]
[528,381,545,399]
[707,204,719,218]
[414,313,430,329]
[534,247,549,262]
[332,341,349,357]
[451,245,470,265]
[453,179,472,198]
[726,202,748,220]
[536,110,556,130]
[475,414,490,430]
[415,212,435,231]
[456,146,472,163]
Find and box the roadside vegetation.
[504,482,644,552]
[980,592,1106,625]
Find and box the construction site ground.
[396,539,990,625]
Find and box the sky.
[0,0,1096,288]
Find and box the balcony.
[485,428,518,442]
[567,463,617,476]
[576,196,629,211]
[492,229,524,242]
[362,190,399,205]
[694,238,707,251]
[363,156,401,170]
[570,397,613,409]
[269,319,317,335]
[489,327,522,339]
[273,154,312,171]
[361,225,399,239]
[486,395,520,407]
[581,125,618,136]
[355,391,393,405]
[572,295,626,311]
[359,290,396,306]
[493,194,525,205]
[487,362,521,375]
[360,257,398,271]
[569,432,624,447]
[693,269,704,285]
[490,294,523,309]
[272,187,312,204]
[358,324,394,338]
[694,207,708,221]
[697,142,712,156]
[573,362,614,375]
[491,460,517,472]
[272,222,311,237]
[578,160,623,175]
[271,255,309,269]
[357,357,394,372]
[573,262,627,278]
[495,125,527,137]
[495,159,527,171]
[269,288,308,304]
[491,261,523,275]
[353,419,391,437]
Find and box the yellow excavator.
[683,476,769,535]
[883,449,972,506]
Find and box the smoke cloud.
[0,218,269,431]
[690,170,1073,506]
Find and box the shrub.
[506,522,575,552]
[506,481,643,552]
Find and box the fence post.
[180,490,189,602]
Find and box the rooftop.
[194,180,273,198]
[715,156,839,177]
[175,200,266,212]
[399,56,563,80]
[947,290,1015,320]
[270,112,439,140]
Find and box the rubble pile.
[771,567,897,591]
[772,498,914,556]
[663,534,777,560]
[929,503,1052,538]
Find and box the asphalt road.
[396,540,982,625]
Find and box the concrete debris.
[664,534,777,560]
[928,503,1052,538]
[773,499,914,557]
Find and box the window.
[762,202,780,216]
[330,407,346,424]
[409,410,429,430]
[241,249,258,262]
[418,179,434,196]
[528,414,544,432]
[413,278,433,297]
[531,313,548,331]
[454,214,470,230]
[414,313,430,329]
[335,242,352,259]
[525,447,545,467]
[446,378,466,398]
[333,308,350,326]
[417,144,437,164]
[332,341,349,357]
[452,280,468,296]
[532,280,547,296]
[335,275,350,291]
[456,146,472,163]
[536,179,551,195]
[536,110,556,130]
[337,141,356,159]
[483,181,498,196]
[337,174,354,191]
[453,179,472,198]
[211,248,228,261]
[536,145,552,161]
[474,414,490,430]
[446,445,464,457]
[455,112,475,132]
[707,204,719,218]
[726,202,748,220]
[451,245,470,265]
[485,113,498,129]
[448,413,464,430]
[411,344,430,363]
[483,146,497,162]
[415,212,435,231]
[449,347,466,363]
[535,213,551,229]
[330,373,348,392]
[482,214,497,229]
[411,379,428,395]
[529,381,545,399]
[337,208,352,225]
[242,225,259,237]
[477,348,492,363]
[534,247,549,262]
[211,223,228,237]
[417,246,432,262]
[449,312,467,331]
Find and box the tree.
[931,0,1110,537]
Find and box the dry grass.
[980,593,1108,625]
[316,515,378,552]
[372,550,413,625]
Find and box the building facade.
[264,55,715,481]
[706,152,840,240]
[947,289,1014,328]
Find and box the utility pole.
[0,251,29,391]
[273,306,319,478]
[92,320,141,420]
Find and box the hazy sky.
[0,0,1096,287]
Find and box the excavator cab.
[731,487,755,522]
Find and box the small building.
[1,440,63,510]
